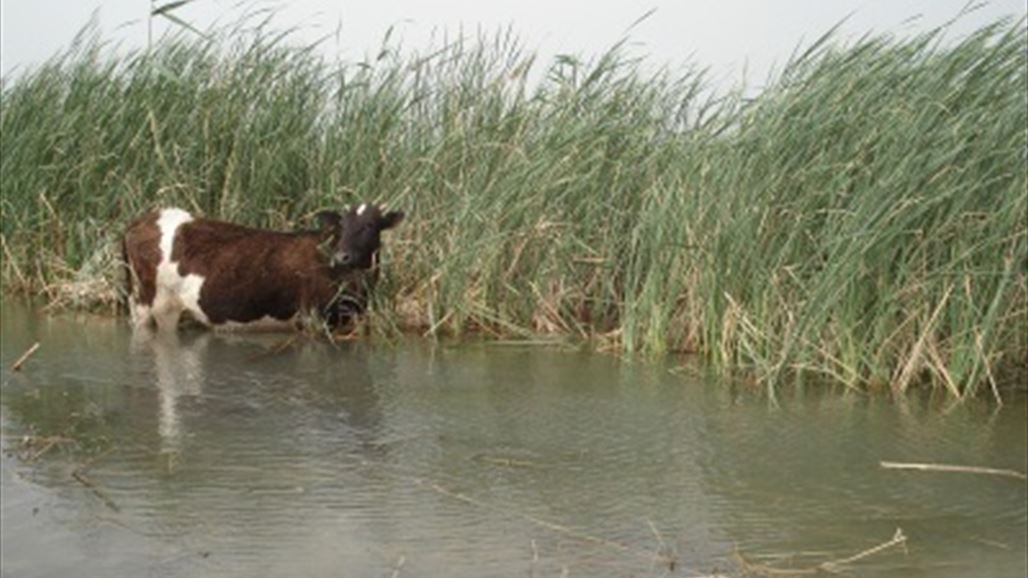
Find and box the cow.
[123,203,404,332]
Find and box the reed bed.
[2,17,1025,399]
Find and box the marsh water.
[1,303,1025,578]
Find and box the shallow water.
[1,302,1025,578]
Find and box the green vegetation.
[2,17,1025,399]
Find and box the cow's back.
[173,219,321,325]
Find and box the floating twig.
[647,517,678,571]
[820,528,907,573]
[472,454,541,469]
[389,555,406,578]
[422,480,672,566]
[736,528,907,576]
[245,335,301,362]
[11,342,40,371]
[27,436,73,461]
[880,460,1027,481]
[75,447,115,475]
[71,470,120,512]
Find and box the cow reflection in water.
[132,331,385,457]
[132,330,208,454]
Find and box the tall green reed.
[1,16,1024,399]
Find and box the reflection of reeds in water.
[133,331,208,454]
[1,14,1024,398]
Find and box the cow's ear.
[315,210,341,231]
[380,210,405,230]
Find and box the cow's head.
[316,203,404,270]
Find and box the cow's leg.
[151,289,184,332]
[129,295,156,331]
[153,308,182,332]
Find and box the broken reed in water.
[1,16,1025,399]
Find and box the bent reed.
[2,17,1025,399]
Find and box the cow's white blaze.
[356,203,367,215]
[153,208,209,329]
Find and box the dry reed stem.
[880,461,1027,481]
[0,235,28,289]
[925,339,960,399]
[893,285,953,395]
[973,328,1003,406]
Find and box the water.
[1,302,1025,578]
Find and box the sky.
[1,0,1025,90]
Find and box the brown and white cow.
[123,203,404,332]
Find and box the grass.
[1,15,1025,400]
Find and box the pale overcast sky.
[2,1,1025,89]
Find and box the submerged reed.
[2,17,1025,399]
